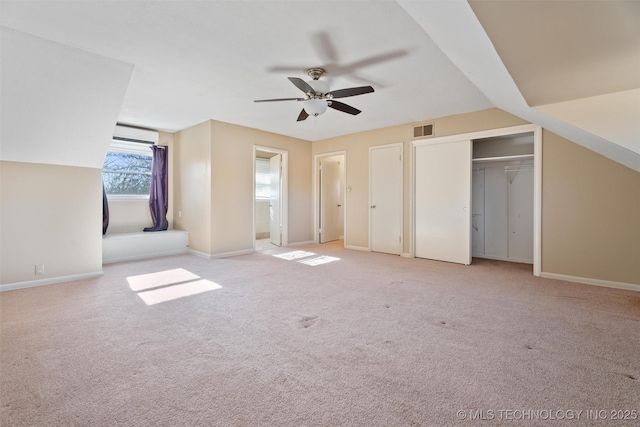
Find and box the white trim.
[210,249,254,259]
[532,126,543,276]
[189,248,256,259]
[313,151,347,246]
[541,272,640,293]
[401,253,412,258]
[106,194,150,202]
[410,124,542,277]
[412,124,537,148]
[345,245,370,252]
[369,142,404,254]
[1,271,103,292]
[253,145,289,250]
[287,240,316,247]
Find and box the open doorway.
[254,146,288,251]
[314,152,346,245]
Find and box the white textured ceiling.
[0,0,491,141]
[1,0,638,171]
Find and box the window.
[255,158,271,200]
[103,140,153,197]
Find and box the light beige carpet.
[1,241,638,426]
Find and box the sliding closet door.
[414,140,472,265]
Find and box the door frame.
[369,142,403,254]
[411,124,542,275]
[313,151,346,245]
[253,145,289,250]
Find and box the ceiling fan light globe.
[303,99,328,117]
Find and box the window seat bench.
[102,230,189,264]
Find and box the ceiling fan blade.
[297,109,309,122]
[254,97,305,103]
[288,77,316,95]
[328,100,361,116]
[344,50,410,71]
[327,86,374,99]
[312,31,338,63]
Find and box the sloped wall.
[0,27,132,287]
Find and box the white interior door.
[269,154,282,246]
[370,144,402,255]
[415,140,471,265]
[320,158,343,243]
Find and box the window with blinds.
[255,158,271,200]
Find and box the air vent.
[413,123,434,138]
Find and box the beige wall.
[173,121,212,254]
[542,131,640,284]
[174,120,312,256]
[0,161,103,285]
[312,108,528,251]
[106,200,152,234]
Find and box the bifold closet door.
[415,140,471,265]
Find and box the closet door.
[415,140,472,265]
[370,144,402,255]
[508,166,534,262]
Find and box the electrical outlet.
[34,264,44,275]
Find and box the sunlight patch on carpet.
[273,250,316,260]
[298,255,340,266]
[137,279,222,306]
[127,268,200,291]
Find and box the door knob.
[337,204,342,207]
[371,205,376,208]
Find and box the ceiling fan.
[254,68,374,122]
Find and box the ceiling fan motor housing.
[307,79,329,97]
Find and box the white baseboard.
[190,248,264,259]
[345,245,369,252]
[188,249,212,259]
[540,272,640,292]
[210,248,255,259]
[287,240,315,247]
[1,271,103,292]
[401,253,412,258]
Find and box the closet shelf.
[472,154,534,163]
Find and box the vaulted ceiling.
[1,1,638,171]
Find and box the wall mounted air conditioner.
[113,124,159,145]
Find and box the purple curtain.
[102,181,109,235]
[144,145,169,232]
